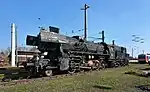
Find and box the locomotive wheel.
[95,62,103,71]
[2,77,12,82]
[95,62,100,70]
[45,70,53,77]
[110,61,117,68]
[101,62,106,69]
[68,60,76,74]
[68,68,76,75]
[97,60,106,70]
[116,62,120,67]
[114,62,118,68]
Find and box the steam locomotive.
[23,26,129,76]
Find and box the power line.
[62,10,81,35]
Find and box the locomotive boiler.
[23,27,129,76]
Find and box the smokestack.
[112,40,115,45]
[11,23,16,67]
[102,31,104,42]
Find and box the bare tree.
[0,47,11,65]
[0,47,10,56]
[29,47,38,52]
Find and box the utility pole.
[11,23,16,67]
[81,4,90,41]
[142,50,144,54]
[15,26,18,67]
[132,48,133,58]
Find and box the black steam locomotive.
[23,26,129,76]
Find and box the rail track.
[0,60,129,87]
[0,68,101,86]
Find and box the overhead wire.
[62,10,82,36]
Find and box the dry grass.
[0,64,150,92]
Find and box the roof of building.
[16,46,40,53]
[17,50,40,53]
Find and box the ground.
[0,64,150,92]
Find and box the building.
[8,47,40,66]
[17,50,40,64]
[0,54,4,66]
[0,55,4,63]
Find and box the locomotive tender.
[24,26,129,76]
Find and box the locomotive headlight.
[92,55,94,59]
[89,55,91,59]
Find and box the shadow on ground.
[140,68,150,70]
[124,71,149,78]
[135,85,150,91]
[93,85,112,90]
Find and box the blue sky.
[0,0,150,57]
